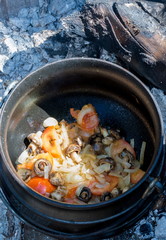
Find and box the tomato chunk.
[27,177,56,195]
[41,126,62,158]
[111,139,136,158]
[82,112,99,131]
[89,176,119,196]
[131,169,145,184]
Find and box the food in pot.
[16,104,146,204]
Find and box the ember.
[0,0,165,239]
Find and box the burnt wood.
[81,1,166,91]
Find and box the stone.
[9,17,30,31]
[48,0,77,17]
[18,8,29,18]
[4,36,17,54]
[155,216,166,239]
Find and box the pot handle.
[142,177,164,199]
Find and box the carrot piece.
[41,126,62,158]
[131,169,145,184]
[27,177,56,195]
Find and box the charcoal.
[81,1,166,90]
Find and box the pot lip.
[0,57,165,209]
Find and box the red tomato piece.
[131,169,145,184]
[81,112,99,131]
[111,139,136,158]
[27,177,56,195]
[70,108,80,119]
[41,126,62,158]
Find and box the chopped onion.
[43,117,58,127]
[17,149,29,164]
[109,172,122,178]
[60,121,70,150]
[94,163,111,174]
[140,141,146,165]
[97,154,108,160]
[104,146,111,157]
[130,138,135,148]
[100,127,109,137]
[95,182,109,188]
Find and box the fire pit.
[0,0,165,239]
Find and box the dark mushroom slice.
[102,129,121,145]
[119,149,135,168]
[100,192,113,202]
[76,187,92,203]
[34,158,52,177]
[98,157,116,171]
[89,133,104,154]
[17,168,32,182]
[50,172,65,186]
[109,129,121,140]
[111,188,121,198]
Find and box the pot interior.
[2,58,162,179]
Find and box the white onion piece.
[94,163,111,174]
[17,149,29,164]
[60,122,70,150]
[100,127,109,137]
[140,141,146,165]
[130,138,135,148]
[43,117,58,127]
[77,104,95,126]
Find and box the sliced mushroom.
[89,133,104,154]
[102,136,114,146]
[27,131,42,147]
[17,168,32,182]
[119,149,135,169]
[109,129,121,140]
[100,192,113,202]
[98,157,116,171]
[34,158,52,177]
[76,186,92,203]
[111,188,120,198]
[66,144,82,163]
[50,172,64,186]
[27,143,44,156]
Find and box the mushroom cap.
[66,144,81,156]
[34,158,52,177]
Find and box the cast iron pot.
[0,58,165,239]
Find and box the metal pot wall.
[0,58,165,239]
